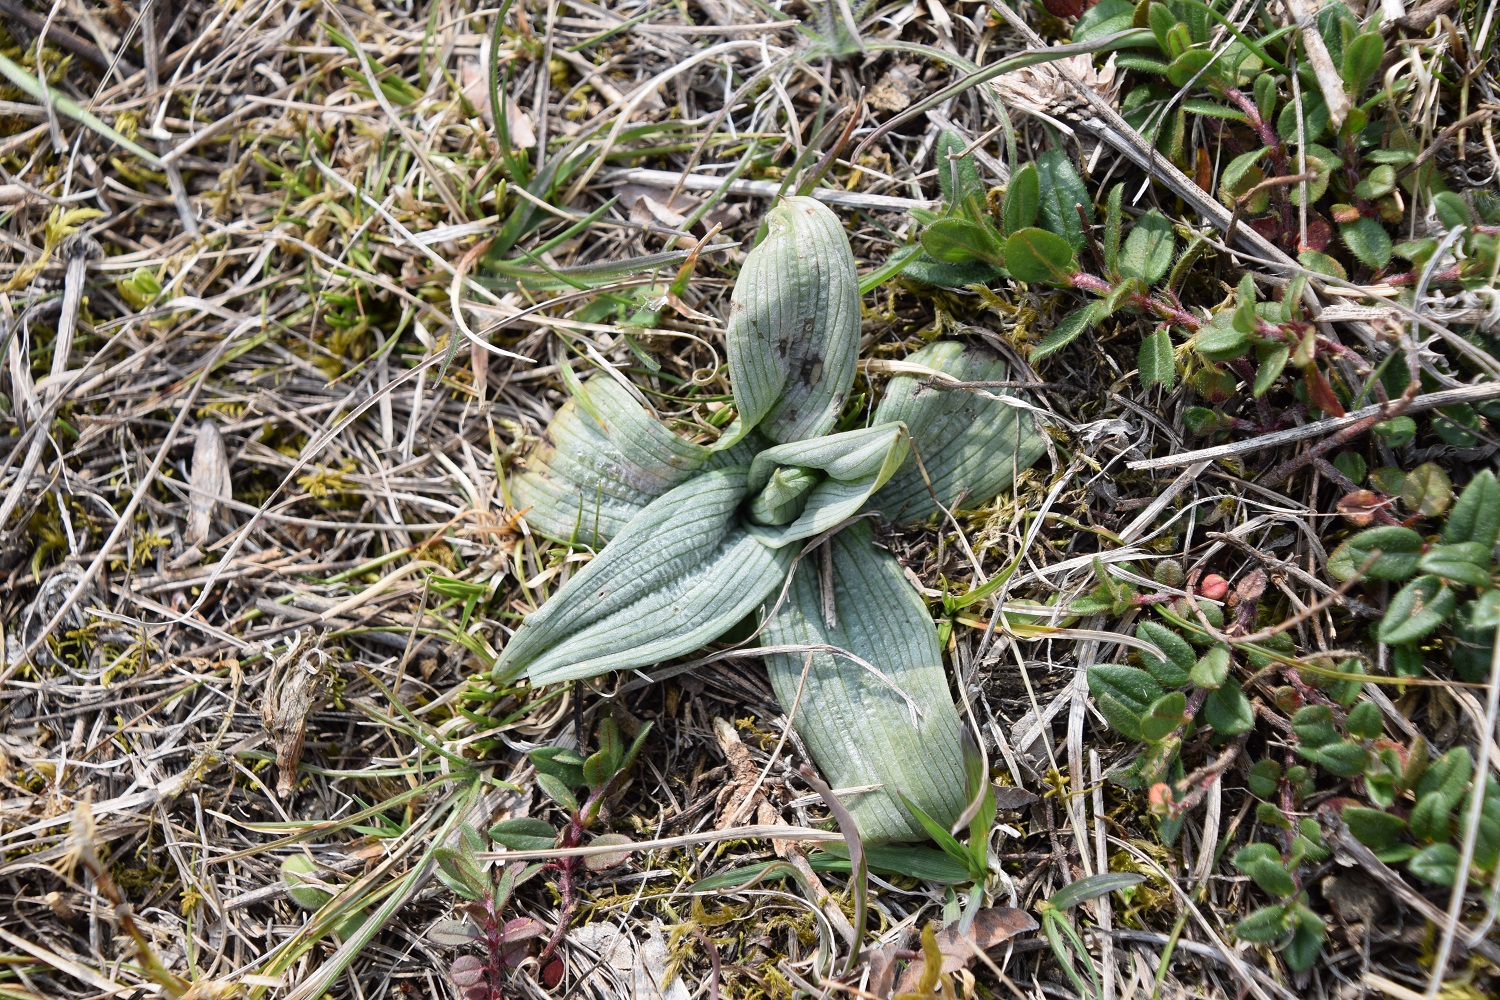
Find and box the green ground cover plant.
[2,0,1498,997]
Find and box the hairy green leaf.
[900,252,1005,288]
[1202,679,1255,735]
[1377,575,1456,644]
[1087,665,1165,741]
[1343,807,1406,850]
[1003,162,1041,235]
[1141,691,1187,741]
[1443,470,1500,548]
[1407,843,1460,886]
[1283,905,1325,971]
[1119,210,1175,283]
[1340,215,1393,269]
[1004,227,1077,283]
[921,218,1005,265]
[1190,645,1231,689]
[1033,302,1104,360]
[1195,311,1249,361]
[1233,844,1296,897]
[1103,183,1124,275]
[1327,526,1423,582]
[1254,342,1289,397]
[1416,542,1491,588]
[1138,328,1176,389]
[489,818,559,852]
[1035,150,1092,250]
[1137,621,1194,687]
[1341,31,1384,96]
[1235,904,1290,942]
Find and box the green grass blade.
[0,52,163,167]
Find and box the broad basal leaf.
[870,341,1047,522]
[759,521,967,842]
[512,376,715,545]
[724,196,860,445]
[495,468,796,684]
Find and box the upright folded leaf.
[724,197,860,445]
[495,468,795,684]
[760,522,967,843]
[512,377,713,545]
[744,424,910,546]
[870,342,1047,522]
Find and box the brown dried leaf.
[992,786,1039,811]
[868,63,922,113]
[712,717,781,833]
[1337,489,1386,526]
[260,629,333,797]
[584,833,633,871]
[893,908,1036,991]
[1233,568,1267,606]
[185,419,230,546]
[1305,365,1347,417]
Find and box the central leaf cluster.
[495,197,1045,842]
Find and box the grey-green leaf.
[0,52,165,167]
[869,341,1047,523]
[760,522,967,843]
[724,196,860,445]
[1048,872,1146,910]
[511,376,713,546]
[495,468,795,684]
[745,424,910,546]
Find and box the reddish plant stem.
[1070,272,1202,328]
[1170,733,1249,817]
[1259,381,1418,488]
[1386,266,1463,286]
[537,806,590,961]
[483,894,507,1000]
[1220,86,1295,238]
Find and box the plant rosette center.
[496,197,1046,843]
